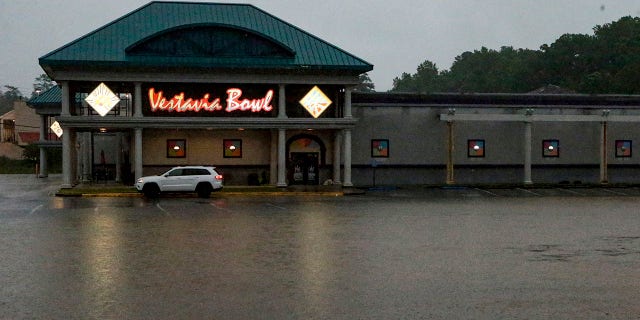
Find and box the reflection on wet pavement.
[1,175,640,319]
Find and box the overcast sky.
[1,0,639,94]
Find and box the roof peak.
[39,1,372,74]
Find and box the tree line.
[0,74,55,114]
[3,15,640,105]
[390,16,640,94]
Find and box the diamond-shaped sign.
[299,86,332,118]
[85,83,120,117]
[50,121,63,138]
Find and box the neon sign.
[299,86,332,118]
[149,88,274,113]
[86,83,120,117]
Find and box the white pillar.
[270,130,278,185]
[523,121,533,185]
[134,128,143,180]
[115,132,122,183]
[333,131,342,185]
[61,127,73,188]
[344,86,353,118]
[343,129,353,187]
[81,132,91,183]
[277,129,287,187]
[38,115,48,178]
[60,81,70,116]
[75,132,82,184]
[134,82,143,118]
[278,84,287,119]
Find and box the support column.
[134,128,143,181]
[61,127,73,188]
[600,121,608,184]
[134,82,143,118]
[81,132,91,183]
[38,115,48,178]
[75,132,82,184]
[446,121,455,185]
[115,132,122,183]
[278,84,287,119]
[344,86,353,118]
[60,81,70,116]
[343,129,353,187]
[270,130,278,185]
[277,128,287,187]
[333,131,342,185]
[523,121,533,185]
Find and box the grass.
[0,156,62,174]
[55,185,282,196]
[0,157,39,174]
[56,185,139,196]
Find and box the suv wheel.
[196,183,212,198]
[143,183,160,198]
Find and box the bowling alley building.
[30,1,640,188]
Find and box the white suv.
[135,166,223,198]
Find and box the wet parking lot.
[1,175,640,319]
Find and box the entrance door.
[290,152,319,185]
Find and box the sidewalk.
[55,183,363,197]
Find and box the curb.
[57,191,349,197]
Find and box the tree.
[390,60,444,93]
[353,73,375,92]
[32,74,55,98]
[0,86,24,114]
[388,16,640,94]
[539,33,598,91]
[447,46,543,93]
[2,85,23,101]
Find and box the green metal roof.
[27,85,61,107]
[39,1,373,73]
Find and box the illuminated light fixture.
[173,145,181,151]
[85,82,120,117]
[238,128,245,131]
[299,86,332,118]
[468,139,484,157]
[50,121,63,138]
[99,128,107,133]
[229,145,236,151]
[543,139,559,157]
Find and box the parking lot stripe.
[266,203,287,210]
[474,188,499,197]
[210,203,232,212]
[556,188,584,196]
[602,188,627,196]
[155,203,170,215]
[29,204,43,215]
[517,188,542,196]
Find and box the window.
[371,139,389,158]
[542,139,559,158]
[467,139,485,158]
[166,169,183,177]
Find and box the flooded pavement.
[1,175,640,319]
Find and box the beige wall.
[14,101,41,145]
[143,129,272,166]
